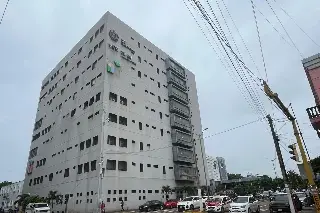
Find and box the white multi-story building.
[0,181,24,209]
[22,11,208,212]
[206,156,228,182]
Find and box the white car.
[229,196,260,213]
[177,196,201,212]
[295,192,307,205]
[25,203,50,213]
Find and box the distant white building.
[206,156,228,182]
[0,181,24,208]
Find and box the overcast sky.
[0,0,320,182]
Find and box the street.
[114,201,317,213]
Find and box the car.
[295,192,307,205]
[164,199,178,209]
[177,196,201,212]
[205,197,228,212]
[269,193,302,213]
[229,196,260,213]
[138,200,164,212]
[25,203,50,213]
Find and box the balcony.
[173,146,195,163]
[174,164,197,182]
[170,114,192,132]
[306,105,320,137]
[165,58,186,79]
[167,70,187,91]
[168,84,188,104]
[171,129,193,147]
[169,99,190,118]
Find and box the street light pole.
[197,128,208,212]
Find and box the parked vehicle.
[164,199,178,209]
[25,203,50,213]
[229,196,260,213]
[269,193,302,213]
[295,192,307,205]
[138,200,164,212]
[206,197,229,212]
[177,196,201,212]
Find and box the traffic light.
[288,144,299,161]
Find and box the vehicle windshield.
[144,201,152,205]
[183,197,194,201]
[167,199,177,202]
[274,195,288,202]
[208,198,221,202]
[233,197,249,203]
[34,204,48,208]
[296,193,305,198]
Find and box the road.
[114,201,317,213]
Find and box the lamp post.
[197,128,208,212]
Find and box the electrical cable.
[204,118,263,138]
[0,0,10,25]
[265,0,304,58]
[250,0,269,82]
[273,0,320,49]
[184,0,263,117]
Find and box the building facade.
[304,54,320,137]
[22,11,208,212]
[216,157,228,181]
[0,181,24,209]
[206,156,221,182]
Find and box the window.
[138,71,141,78]
[91,160,97,171]
[147,164,151,167]
[120,96,127,106]
[119,138,127,148]
[100,24,104,33]
[140,142,143,151]
[109,92,117,102]
[73,92,77,100]
[160,129,163,136]
[90,36,93,43]
[49,173,53,181]
[99,39,104,48]
[106,160,116,170]
[108,113,117,123]
[138,56,141,63]
[77,60,81,68]
[132,190,136,193]
[95,29,99,38]
[138,42,140,48]
[83,162,89,173]
[94,44,98,52]
[78,47,82,55]
[163,166,166,174]
[140,163,143,172]
[92,60,97,70]
[80,142,85,151]
[71,109,76,117]
[86,139,91,148]
[88,50,92,58]
[93,136,98,146]
[84,101,88,109]
[63,74,67,81]
[157,68,159,74]
[89,97,94,106]
[61,88,65,95]
[74,76,79,84]
[159,112,162,119]
[65,61,69,67]
[131,83,135,87]
[78,164,83,174]
[158,96,161,103]
[156,54,158,60]
[96,92,101,102]
[119,116,127,126]
[107,135,116,145]
[64,168,69,177]
[148,190,152,193]
[139,122,142,130]
[153,165,158,168]
[157,82,160,88]
[118,161,127,171]
[91,78,96,86]
[132,162,136,166]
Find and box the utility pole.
[266,115,296,213]
[264,81,320,213]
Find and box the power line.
[204,118,263,138]
[265,0,304,58]
[0,0,10,25]
[273,0,320,49]
[250,0,269,82]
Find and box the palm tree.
[161,185,172,201]
[46,190,58,209]
[14,194,30,212]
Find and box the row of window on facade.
[41,24,104,93]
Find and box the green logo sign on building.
[106,61,120,74]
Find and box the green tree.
[17,195,45,211]
[228,173,243,180]
[0,181,12,190]
[46,190,63,209]
[287,170,306,190]
[310,156,320,174]
[14,194,30,212]
[161,185,172,200]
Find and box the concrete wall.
[0,181,23,208]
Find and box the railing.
[169,100,190,117]
[170,114,192,132]
[171,129,193,147]
[172,146,195,163]
[174,165,197,181]
[306,105,320,119]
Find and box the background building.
[22,11,208,212]
[216,157,228,181]
[206,156,228,192]
[304,54,320,137]
[0,181,24,209]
